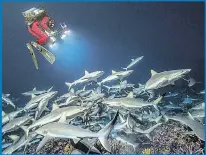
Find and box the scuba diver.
[27,14,55,45]
[22,7,69,70]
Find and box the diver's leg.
[36,36,48,45]
[40,15,50,31]
[26,43,39,70]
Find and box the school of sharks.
[2,56,205,154]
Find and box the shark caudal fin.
[65,82,73,90]
[97,111,119,152]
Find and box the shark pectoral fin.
[117,75,123,81]
[36,135,53,152]
[97,111,119,152]
[73,138,80,144]
[58,112,67,123]
[153,105,159,111]
[8,135,20,143]
[31,94,36,98]
[153,95,163,104]
[26,43,38,70]
[187,112,195,120]
[145,133,151,140]
[170,81,175,86]
[98,137,111,152]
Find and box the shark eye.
[43,130,48,134]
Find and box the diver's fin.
[36,135,53,152]
[26,43,38,70]
[31,41,55,64]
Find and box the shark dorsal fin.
[5,94,10,97]
[127,92,133,98]
[112,70,116,74]
[138,83,143,87]
[52,103,59,111]
[31,94,36,98]
[85,70,89,75]
[151,70,157,76]
[153,95,163,104]
[70,88,75,94]
[33,87,36,91]
[2,111,5,116]
[131,59,135,61]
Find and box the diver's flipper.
[31,41,55,64]
[26,43,38,70]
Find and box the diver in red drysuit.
[28,15,55,45]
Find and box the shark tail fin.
[97,82,102,86]
[97,111,119,152]
[65,82,73,90]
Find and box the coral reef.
[24,121,204,154]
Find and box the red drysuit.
[28,15,51,45]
